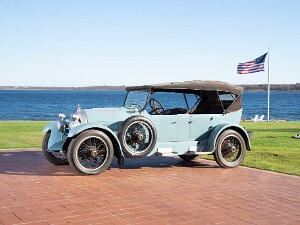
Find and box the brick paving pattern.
[0,149,299,225]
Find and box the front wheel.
[67,130,114,175]
[213,130,246,168]
[42,132,69,165]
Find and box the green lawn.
[0,121,299,175]
[203,121,300,176]
[240,121,300,176]
[0,121,49,149]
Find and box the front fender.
[42,121,66,151]
[206,123,251,152]
[68,123,115,138]
[43,121,56,134]
[68,123,124,158]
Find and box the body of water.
[0,90,299,121]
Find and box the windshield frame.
[123,90,151,110]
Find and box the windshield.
[123,91,149,109]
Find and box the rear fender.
[206,123,251,152]
[68,123,124,159]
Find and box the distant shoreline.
[0,83,299,92]
[0,86,126,91]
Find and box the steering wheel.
[149,98,165,115]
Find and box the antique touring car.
[42,80,251,175]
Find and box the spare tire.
[119,116,157,158]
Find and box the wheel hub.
[134,131,144,143]
[231,146,236,152]
[87,146,98,159]
[222,141,235,158]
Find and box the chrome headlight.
[58,113,66,119]
[56,114,68,132]
[69,110,88,129]
[69,115,80,129]
[56,120,64,132]
[71,114,80,120]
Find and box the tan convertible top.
[126,80,243,95]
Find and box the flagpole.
[267,47,270,122]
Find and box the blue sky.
[1,0,299,86]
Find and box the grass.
[0,121,299,176]
[0,121,49,149]
[240,121,300,176]
[203,121,300,176]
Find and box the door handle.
[171,121,177,124]
[188,121,193,123]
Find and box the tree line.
[1,83,299,91]
[240,83,300,91]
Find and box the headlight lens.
[69,110,88,129]
[57,113,66,119]
[71,114,80,120]
[69,115,80,129]
[56,120,64,132]
[56,113,68,132]
[56,109,87,131]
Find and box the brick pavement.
[0,149,299,225]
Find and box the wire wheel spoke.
[221,136,241,163]
[77,137,107,169]
[125,121,152,152]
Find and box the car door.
[150,115,178,142]
[188,114,215,141]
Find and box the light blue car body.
[43,106,251,158]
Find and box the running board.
[186,146,213,155]
[156,148,178,156]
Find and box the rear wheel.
[213,130,246,168]
[67,130,114,175]
[179,155,200,161]
[42,132,69,165]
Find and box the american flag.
[237,53,268,74]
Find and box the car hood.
[84,107,132,125]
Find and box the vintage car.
[42,80,251,175]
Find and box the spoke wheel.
[213,130,246,168]
[119,116,157,158]
[68,130,113,175]
[42,132,69,165]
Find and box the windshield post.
[123,91,129,106]
[143,91,151,111]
